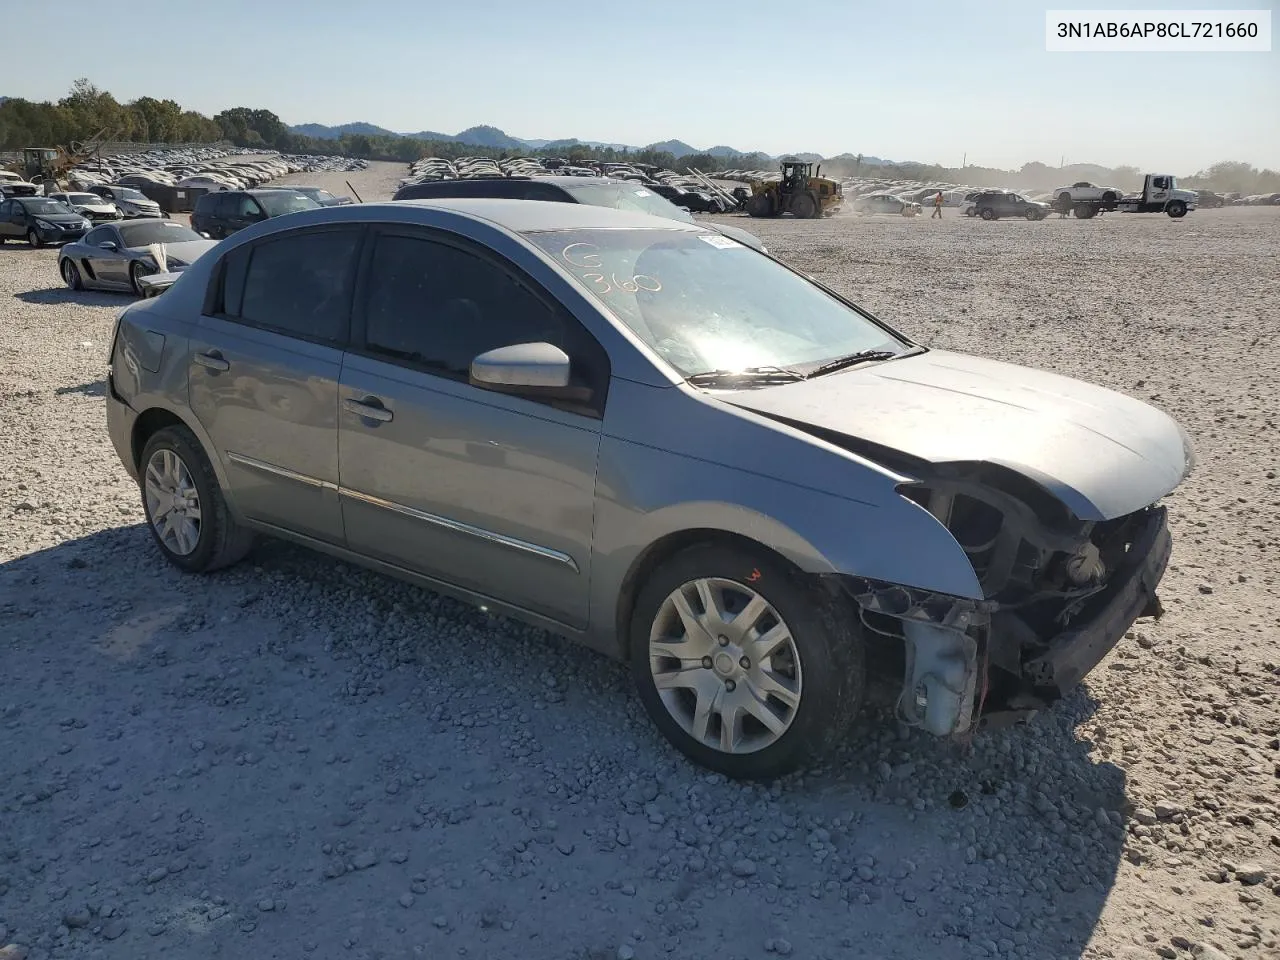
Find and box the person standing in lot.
[932,191,944,218]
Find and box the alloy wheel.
[144,448,202,556]
[648,577,802,754]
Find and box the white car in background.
[1052,181,1123,206]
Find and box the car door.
[222,195,265,236]
[188,223,363,545]
[91,225,132,287]
[0,200,13,239]
[337,226,608,629]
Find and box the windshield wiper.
[685,365,807,387]
[803,349,901,379]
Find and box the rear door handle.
[343,397,393,422]
[193,351,230,371]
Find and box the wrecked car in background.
[105,199,1194,780]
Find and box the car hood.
[717,349,1193,522]
[34,214,86,225]
[127,238,218,262]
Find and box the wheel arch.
[613,527,815,659]
[128,404,236,512]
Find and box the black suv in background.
[972,191,1050,221]
[391,175,766,252]
[191,189,322,239]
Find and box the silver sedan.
[103,199,1193,778]
[58,220,219,295]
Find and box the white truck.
[1054,174,1197,219]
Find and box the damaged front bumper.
[826,505,1172,737]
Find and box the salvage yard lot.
[1,169,1278,960]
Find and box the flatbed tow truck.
[1057,174,1197,219]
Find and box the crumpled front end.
[825,466,1176,738]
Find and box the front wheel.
[629,543,863,780]
[27,230,41,248]
[1167,200,1187,218]
[129,260,148,296]
[62,258,83,289]
[139,425,255,573]
[979,207,996,220]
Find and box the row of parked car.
[401,155,741,215]
[67,147,368,196]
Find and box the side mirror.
[471,342,571,390]
[199,232,212,239]
[99,241,118,250]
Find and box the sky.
[3,0,1276,172]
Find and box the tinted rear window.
[236,228,361,345]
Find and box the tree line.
[2,80,1276,195]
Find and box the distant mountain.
[290,121,399,140]
[644,139,699,157]
[285,120,890,166]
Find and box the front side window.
[523,227,907,379]
[361,233,575,380]
[83,227,113,246]
[234,228,361,345]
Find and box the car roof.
[244,197,702,235]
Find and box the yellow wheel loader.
[744,157,843,219]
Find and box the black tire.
[1167,200,1187,218]
[1024,208,1039,220]
[745,193,773,218]
[628,542,864,780]
[1074,203,1096,219]
[1101,191,1117,206]
[979,207,996,220]
[138,425,254,574]
[129,261,147,296]
[62,258,83,290]
[1057,192,1072,207]
[789,192,817,219]
[27,230,41,248]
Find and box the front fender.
[586,380,984,652]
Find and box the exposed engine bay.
[824,461,1172,738]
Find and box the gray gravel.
[1,170,1278,960]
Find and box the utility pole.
[962,152,966,168]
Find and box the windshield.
[119,221,203,247]
[256,192,322,216]
[19,199,74,216]
[118,188,148,202]
[525,228,907,378]
[559,182,696,224]
[68,193,101,204]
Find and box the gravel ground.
[1,163,1278,960]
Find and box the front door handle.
[343,397,393,423]
[193,351,230,372]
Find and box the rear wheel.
[789,192,817,220]
[139,425,254,573]
[1074,203,1097,219]
[629,543,863,780]
[61,258,83,290]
